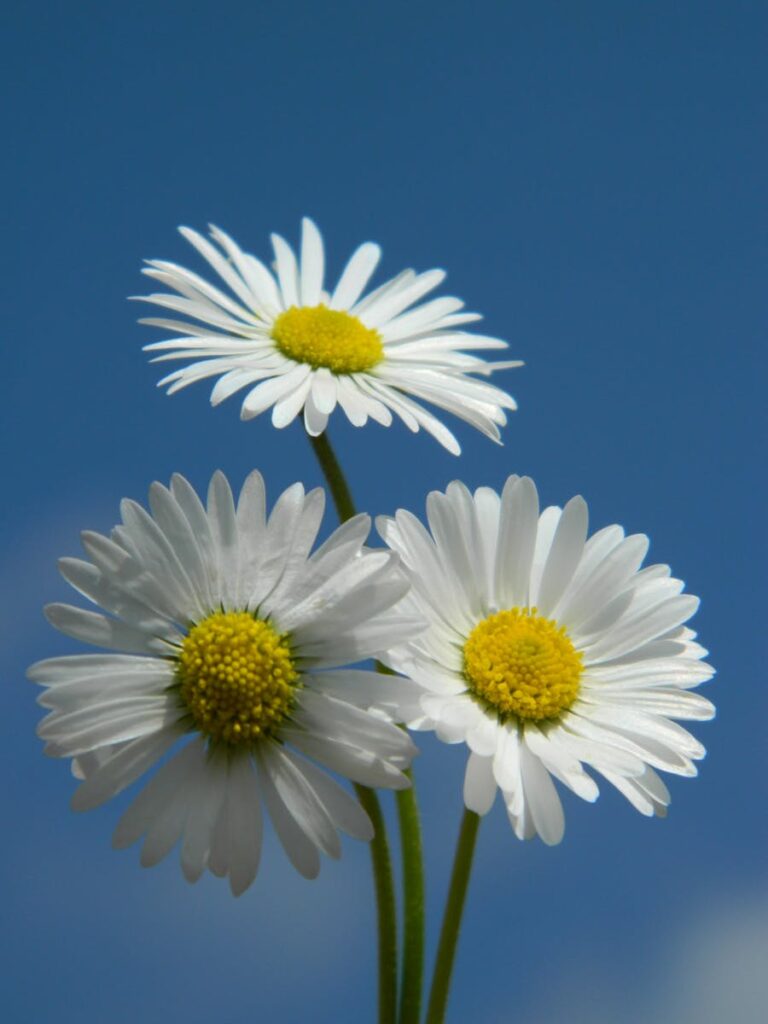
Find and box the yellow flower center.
[463,607,582,722]
[271,304,384,374]
[175,611,299,748]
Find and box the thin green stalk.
[309,432,356,523]
[395,776,425,1024]
[425,810,481,1024]
[354,782,399,1024]
[375,660,425,1024]
[307,429,398,1024]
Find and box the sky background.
[1,1,766,1021]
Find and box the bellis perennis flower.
[29,471,422,895]
[378,475,715,844]
[137,218,521,454]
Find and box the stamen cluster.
[176,611,298,747]
[463,607,582,722]
[272,304,384,374]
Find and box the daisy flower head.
[137,218,521,454]
[377,476,715,845]
[29,470,422,895]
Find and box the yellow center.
[174,611,299,748]
[271,304,384,374]
[462,607,582,722]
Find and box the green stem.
[307,429,398,1024]
[377,659,425,1024]
[425,810,481,1024]
[396,776,425,1024]
[309,431,356,523]
[354,782,399,1024]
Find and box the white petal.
[283,729,410,791]
[177,227,259,312]
[359,269,446,328]
[207,470,239,607]
[207,224,282,315]
[584,657,714,689]
[138,743,208,868]
[285,754,373,841]
[596,765,670,818]
[118,498,199,617]
[425,490,484,621]
[70,728,179,812]
[494,476,539,609]
[520,743,565,845]
[241,364,311,420]
[379,296,465,341]
[335,376,378,426]
[527,506,562,607]
[557,534,647,630]
[578,705,705,759]
[39,696,175,757]
[261,744,340,859]
[259,487,326,613]
[299,217,325,306]
[351,268,415,317]
[523,726,598,802]
[293,689,417,761]
[583,686,715,720]
[377,509,473,634]
[169,473,218,609]
[330,242,382,309]
[445,481,494,609]
[148,483,211,615]
[225,755,264,895]
[288,564,409,642]
[180,756,229,883]
[303,387,329,436]
[245,482,306,608]
[466,714,500,756]
[463,752,497,815]
[493,724,524,802]
[271,373,312,428]
[44,604,167,656]
[234,469,267,599]
[57,557,170,634]
[255,748,321,878]
[211,367,275,406]
[296,610,424,667]
[29,653,169,693]
[584,595,700,664]
[270,232,300,308]
[306,669,423,718]
[534,496,588,616]
[143,260,254,323]
[113,738,203,851]
[567,710,697,776]
[310,367,338,415]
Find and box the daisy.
[377,476,715,844]
[29,470,422,895]
[137,218,521,454]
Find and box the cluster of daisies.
[31,219,714,896]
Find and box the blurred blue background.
[1,2,765,1021]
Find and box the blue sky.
[1,2,766,1021]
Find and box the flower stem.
[396,775,425,1024]
[307,429,398,1024]
[375,659,426,1024]
[309,432,356,524]
[425,810,481,1024]
[354,782,399,1024]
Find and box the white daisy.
[29,470,422,895]
[137,218,521,454]
[377,476,715,844]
